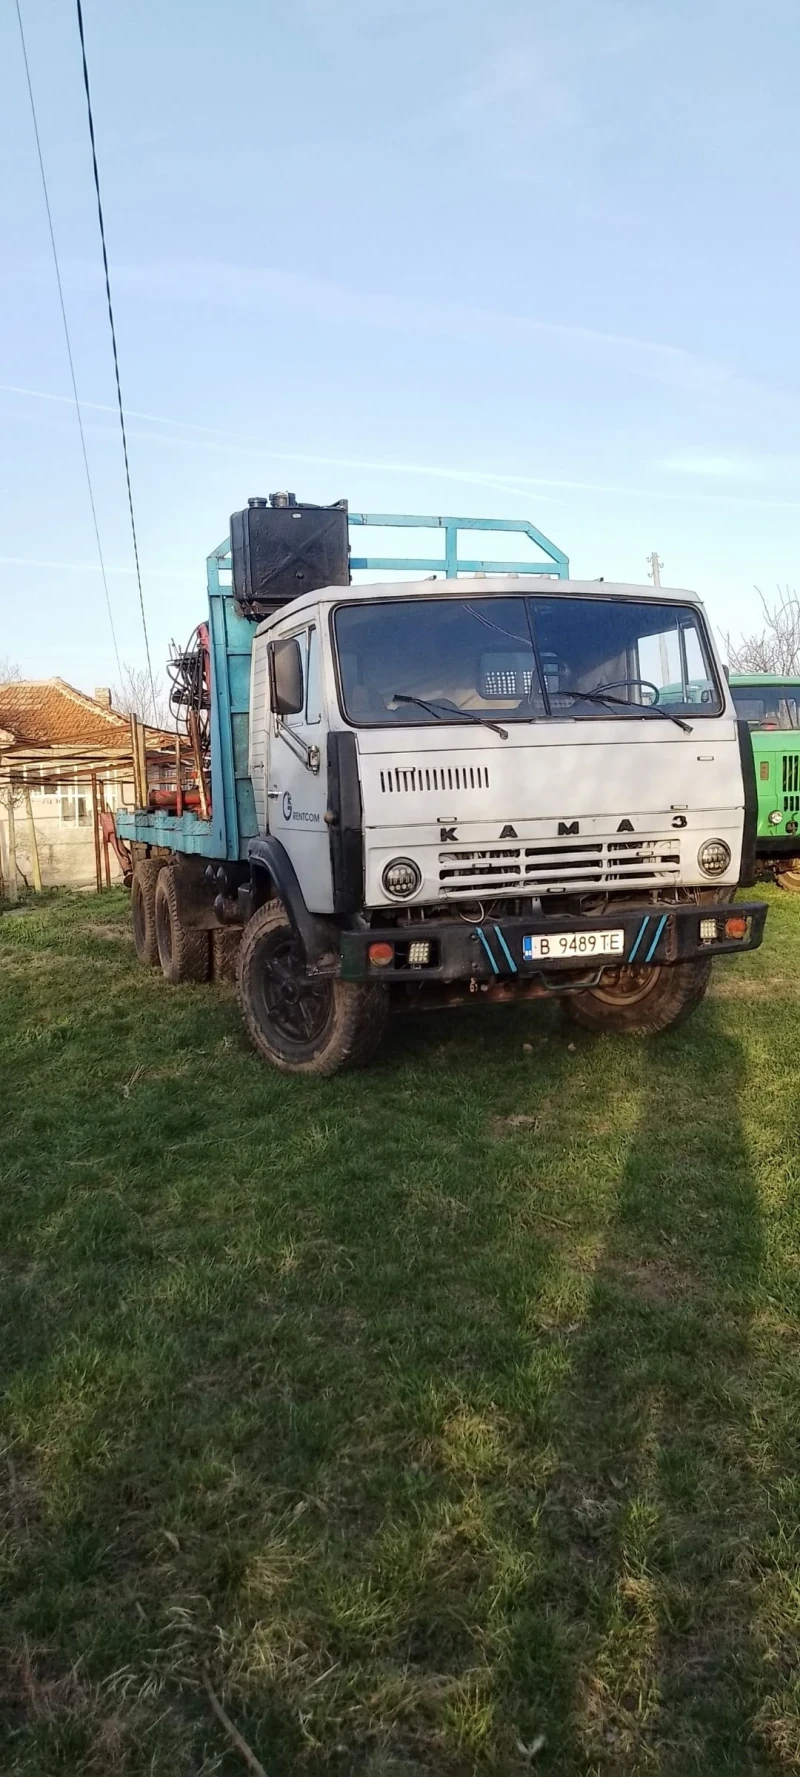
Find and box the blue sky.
[1,0,798,691]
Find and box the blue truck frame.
[115,511,569,862]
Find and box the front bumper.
[340,899,768,985]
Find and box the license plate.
[523,928,625,961]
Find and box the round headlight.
[382,857,421,899]
[768,809,783,826]
[698,838,732,877]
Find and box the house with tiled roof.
[0,678,132,750]
[0,679,166,893]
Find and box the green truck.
[729,675,800,889]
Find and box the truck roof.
[730,673,800,686]
[255,576,704,633]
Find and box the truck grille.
[438,838,682,898]
[782,753,800,813]
[379,763,490,795]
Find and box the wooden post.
[138,723,149,810]
[90,771,102,894]
[98,779,111,887]
[129,715,138,803]
[175,733,184,817]
[6,788,18,902]
[188,710,210,820]
[128,714,147,813]
[22,787,42,892]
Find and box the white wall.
[0,773,135,892]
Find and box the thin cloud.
[3,251,752,399]
[0,553,194,579]
[4,383,800,514]
[113,259,737,398]
[662,450,800,482]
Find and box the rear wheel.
[237,900,387,1075]
[154,866,211,984]
[211,926,241,981]
[561,958,712,1036]
[131,858,164,966]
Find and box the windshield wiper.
[559,689,693,733]
[392,693,508,739]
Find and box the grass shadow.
[2,895,798,1772]
[498,1009,778,1774]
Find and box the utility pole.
[647,553,670,683]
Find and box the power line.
[13,0,122,683]
[74,0,157,707]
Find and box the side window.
[638,626,682,695]
[305,627,322,726]
[283,627,322,726]
[283,632,308,730]
[637,619,717,706]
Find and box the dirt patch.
[0,953,73,975]
[601,1256,700,1305]
[709,974,786,1000]
[490,1113,540,1138]
[121,1063,189,1096]
[0,1453,42,1541]
[82,923,132,943]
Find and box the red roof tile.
[0,680,131,748]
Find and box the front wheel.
[561,958,712,1037]
[236,901,387,1075]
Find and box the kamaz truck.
[116,496,767,1075]
[729,674,800,890]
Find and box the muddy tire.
[561,958,712,1037]
[237,900,387,1075]
[777,864,800,894]
[131,858,165,966]
[211,927,241,982]
[154,866,211,985]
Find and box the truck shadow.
[2,969,783,1774]
[495,1008,773,1773]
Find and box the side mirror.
[270,637,304,717]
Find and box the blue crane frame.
[116,511,569,862]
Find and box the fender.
[736,719,758,887]
[247,835,339,966]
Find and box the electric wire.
[13,0,123,682]
[74,0,157,708]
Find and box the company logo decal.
[281,788,320,825]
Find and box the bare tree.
[112,664,169,729]
[0,656,20,684]
[723,586,800,675]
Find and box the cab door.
[266,623,332,911]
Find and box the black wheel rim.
[253,930,332,1049]
[591,964,662,1007]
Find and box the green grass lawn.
[2,889,800,1776]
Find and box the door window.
[305,628,322,726]
[282,633,308,730]
[281,627,322,727]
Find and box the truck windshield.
[334,594,722,726]
[730,684,800,730]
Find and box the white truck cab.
[239,571,765,1073]
[118,497,766,1076]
